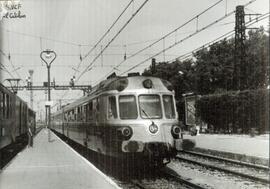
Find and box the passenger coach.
[0,83,36,149]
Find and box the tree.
[194,39,235,94]
[245,27,269,89]
[142,27,269,133]
[143,59,196,98]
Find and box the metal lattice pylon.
[234,5,247,90]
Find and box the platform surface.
[0,129,120,189]
[184,133,269,159]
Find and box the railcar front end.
[52,75,183,165]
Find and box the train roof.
[53,75,174,115]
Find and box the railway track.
[53,130,268,188]
[176,150,270,185]
[183,150,269,171]
[128,169,208,189]
[163,170,209,189]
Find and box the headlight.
[117,126,133,140]
[143,79,153,89]
[172,125,181,134]
[171,125,181,139]
[122,127,132,137]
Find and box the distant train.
[0,83,36,149]
[52,73,183,166]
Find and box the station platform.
[184,134,269,164]
[0,129,120,189]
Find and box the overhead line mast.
[234,5,246,90]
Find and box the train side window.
[86,101,93,121]
[64,113,68,121]
[7,94,10,118]
[1,128,4,136]
[3,93,6,118]
[94,98,100,120]
[119,95,138,119]
[82,105,86,121]
[0,91,3,117]
[71,109,75,121]
[4,94,8,118]
[67,112,70,121]
[77,107,81,121]
[108,96,117,119]
[163,95,176,119]
[95,98,99,111]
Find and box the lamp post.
[28,70,34,109]
[40,49,57,142]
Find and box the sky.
[0,0,269,120]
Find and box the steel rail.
[176,156,270,184]
[163,171,208,189]
[182,150,269,171]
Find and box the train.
[0,83,36,149]
[51,73,183,166]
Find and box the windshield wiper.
[140,107,151,119]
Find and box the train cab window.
[119,95,137,119]
[139,95,162,119]
[163,95,176,119]
[108,96,117,119]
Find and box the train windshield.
[139,95,162,119]
[119,95,138,119]
[163,95,176,119]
